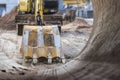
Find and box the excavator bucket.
[20,25,65,64]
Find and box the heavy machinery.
[21,25,65,64]
[16,0,66,64]
[15,0,76,36]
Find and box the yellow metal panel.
[24,25,38,30]
[51,47,61,58]
[24,46,33,58]
[37,47,48,58]
[63,0,89,5]
[19,0,28,12]
[35,0,43,21]
[27,0,32,12]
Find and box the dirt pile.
[0,7,17,30]
[74,18,91,29]
[62,18,91,32]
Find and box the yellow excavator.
[16,0,66,64]
[16,0,77,36]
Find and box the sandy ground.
[0,25,91,70]
[1,19,120,80]
[61,28,91,60]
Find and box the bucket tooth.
[52,57,62,63]
[24,57,33,63]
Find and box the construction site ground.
[1,8,120,80]
[0,7,97,78]
[1,25,120,80]
[0,17,92,73]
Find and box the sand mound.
[0,7,17,30]
[74,18,91,28]
[0,6,92,31]
[62,18,91,32]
